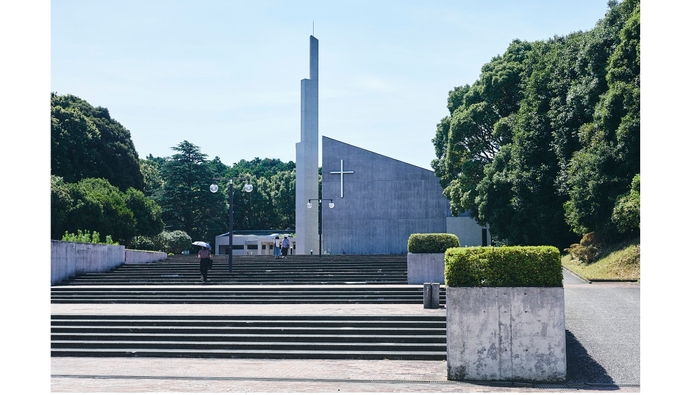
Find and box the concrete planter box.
[446,287,566,382]
[407,252,445,284]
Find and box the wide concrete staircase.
[51,314,446,360]
[51,254,447,360]
[53,254,409,285]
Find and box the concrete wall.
[125,250,168,264]
[322,137,452,254]
[446,287,566,382]
[52,241,167,284]
[446,216,491,247]
[407,253,445,284]
[51,240,125,285]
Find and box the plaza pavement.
[50,269,640,393]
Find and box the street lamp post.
[307,198,334,255]
[210,177,253,272]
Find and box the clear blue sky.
[49,0,611,170]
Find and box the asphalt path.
[563,268,640,387]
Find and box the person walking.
[273,236,281,259]
[198,246,212,282]
[281,236,290,259]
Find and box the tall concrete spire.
[295,35,319,254]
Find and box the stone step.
[50,286,446,304]
[51,340,446,353]
[52,332,445,342]
[51,314,445,324]
[54,254,412,286]
[50,348,445,360]
[59,279,409,286]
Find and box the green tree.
[157,141,227,243]
[432,0,639,248]
[125,188,164,237]
[611,174,640,236]
[207,157,296,231]
[563,0,640,241]
[432,40,530,217]
[139,158,164,197]
[269,169,296,230]
[51,105,102,183]
[51,93,145,191]
[67,178,136,244]
[231,175,276,230]
[51,175,74,240]
[230,157,296,179]
[487,39,578,248]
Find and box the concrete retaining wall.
[51,241,167,284]
[407,253,445,284]
[446,287,566,382]
[51,241,125,285]
[125,250,168,264]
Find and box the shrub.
[612,174,640,235]
[445,246,562,287]
[156,230,192,254]
[61,229,119,245]
[130,235,159,251]
[408,233,460,253]
[580,232,599,247]
[564,232,600,263]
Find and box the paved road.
[562,269,640,387]
[51,270,640,392]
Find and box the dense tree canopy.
[51,95,298,248]
[432,0,640,248]
[563,0,640,240]
[145,141,297,245]
[51,93,145,191]
[50,175,163,244]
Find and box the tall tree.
[563,0,640,241]
[232,175,276,230]
[489,41,578,248]
[432,40,530,217]
[269,170,296,230]
[51,105,101,183]
[124,188,164,238]
[139,158,164,197]
[51,93,145,191]
[157,141,227,243]
[432,0,639,248]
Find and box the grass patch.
[561,239,640,281]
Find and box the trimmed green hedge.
[408,233,460,253]
[445,246,562,287]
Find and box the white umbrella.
[192,241,211,249]
[267,233,280,239]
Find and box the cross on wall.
[330,159,354,198]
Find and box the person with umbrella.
[194,241,212,282]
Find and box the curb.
[562,266,591,284]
